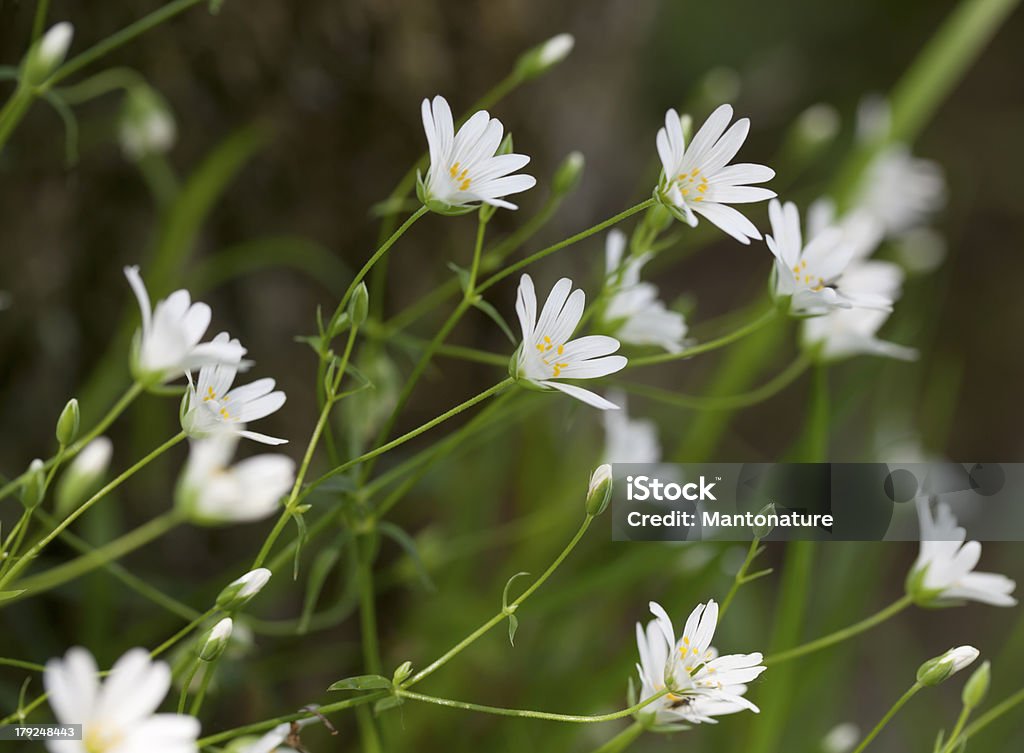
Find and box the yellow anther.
[449,162,461,178]
[801,260,807,269]
[683,637,690,645]
[219,407,230,419]
[557,345,564,355]
[459,179,471,191]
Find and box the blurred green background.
[1,1,1022,751]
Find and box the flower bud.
[55,438,112,516]
[119,85,176,160]
[22,23,73,86]
[962,660,990,709]
[821,722,860,753]
[198,618,233,662]
[349,283,369,328]
[392,660,413,686]
[752,502,776,539]
[586,464,613,517]
[917,646,979,686]
[55,398,80,447]
[515,33,574,79]
[552,151,585,196]
[216,568,272,611]
[20,459,46,511]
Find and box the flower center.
[674,167,708,203]
[202,386,233,420]
[449,161,472,192]
[84,723,123,753]
[791,259,826,291]
[535,336,568,377]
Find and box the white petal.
[545,381,620,410]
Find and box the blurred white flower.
[124,266,245,385]
[821,722,860,753]
[802,261,916,362]
[603,390,660,464]
[120,85,177,160]
[513,274,626,410]
[234,718,318,753]
[603,230,687,353]
[908,498,1016,607]
[655,104,775,244]
[767,200,893,315]
[636,600,765,727]
[182,334,287,445]
[854,146,946,237]
[418,95,536,212]
[55,437,113,515]
[177,432,294,524]
[44,647,199,753]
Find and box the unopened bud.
[216,568,272,611]
[198,618,233,661]
[962,660,990,709]
[119,85,176,160]
[22,23,73,86]
[586,464,613,516]
[752,502,775,538]
[21,459,46,510]
[392,660,413,686]
[56,438,113,516]
[515,33,575,79]
[553,151,585,196]
[917,646,979,686]
[56,398,80,447]
[349,283,369,328]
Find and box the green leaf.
[327,675,392,692]
[507,613,519,646]
[473,299,517,345]
[299,533,347,634]
[378,522,435,592]
[501,571,530,611]
[374,695,405,713]
[292,512,309,581]
[447,262,470,294]
[0,590,26,603]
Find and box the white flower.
[181,334,287,445]
[635,600,765,727]
[44,647,199,753]
[177,432,294,524]
[766,199,894,315]
[124,266,245,384]
[908,499,1016,606]
[603,390,660,464]
[855,146,946,237]
[655,104,775,244]
[419,95,536,211]
[513,274,626,410]
[603,230,687,353]
[235,718,317,753]
[802,261,916,361]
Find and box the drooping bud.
[55,438,112,515]
[349,283,369,328]
[55,398,80,447]
[22,23,73,86]
[961,660,990,709]
[198,618,233,662]
[216,568,272,611]
[515,33,574,79]
[552,151,585,196]
[20,459,46,510]
[917,646,979,686]
[586,464,613,517]
[119,84,177,160]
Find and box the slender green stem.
[0,658,46,673]
[765,594,914,665]
[188,660,218,716]
[628,308,777,367]
[0,431,185,591]
[850,683,922,753]
[178,661,200,713]
[960,686,1024,744]
[589,721,645,753]
[475,199,655,294]
[327,206,427,331]
[0,382,142,504]
[466,214,488,293]
[939,705,972,753]
[719,538,762,619]
[0,86,34,152]
[53,67,146,104]
[406,514,592,688]
[12,510,184,598]
[396,687,669,723]
[357,555,382,674]
[309,378,514,491]
[32,0,52,41]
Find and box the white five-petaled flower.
[802,260,916,362]
[603,390,660,464]
[124,266,245,385]
[419,95,536,212]
[855,145,946,238]
[655,104,775,244]
[766,199,895,315]
[636,600,765,727]
[44,647,199,753]
[908,498,1016,607]
[181,333,287,445]
[176,431,294,524]
[603,230,688,353]
[513,274,627,410]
